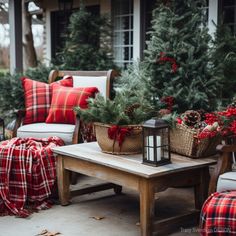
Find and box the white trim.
[208,0,218,36]
[114,30,133,32]
[9,0,23,74]
[133,0,141,60]
[44,9,51,66]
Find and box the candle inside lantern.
[147,136,161,161]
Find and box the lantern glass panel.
[143,124,170,166]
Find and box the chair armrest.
[12,110,26,137]
[48,70,59,84]
[208,144,235,195]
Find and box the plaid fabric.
[0,137,64,217]
[21,76,73,125]
[80,122,97,142]
[46,84,99,124]
[200,191,236,235]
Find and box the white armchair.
[209,143,236,194]
[13,69,117,144]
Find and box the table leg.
[139,179,155,236]
[57,155,71,206]
[194,167,210,210]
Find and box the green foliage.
[211,24,236,105]
[57,6,116,70]
[75,91,155,126]
[0,64,53,123]
[161,112,179,128]
[115,62,150,98]
[77,63,156,126]
[144,0,220,112]
[0,72,24,122]
[25,64,54,83]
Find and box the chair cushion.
[217,171,236,192]
[71,76,108,98]
[46,84,99,124]
[17,123,75,145]
[21,76,73,125]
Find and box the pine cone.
[196,109,206,121]
[124,103,140,119]
[182,110,201,127]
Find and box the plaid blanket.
[0,137,64,217]
[200,191,236,235]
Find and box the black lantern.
[58,0,73,12]
[142,118,171,166]
[0,118,5,141]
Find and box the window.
[203,0,209,23]
[112,0,133,68]
[220,0,236,33]
[51,5,100,60]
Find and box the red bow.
[108,125,132,147]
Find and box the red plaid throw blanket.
[0,137,64,217]
[200,191,236,235]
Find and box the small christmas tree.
[211,23,236,105]
[57,5,115,70]
[144,0,220,112]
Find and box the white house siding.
[42,0,219,66]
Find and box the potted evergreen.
[75,91,154,154]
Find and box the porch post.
[9,0,23,74]
[133,0,141,60]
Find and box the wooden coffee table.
[52,142,217,236]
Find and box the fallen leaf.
[36,229,48,235]
[36,229,61,236]
[89,216,105,220]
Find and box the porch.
[0,176,198,236]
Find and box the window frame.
[112,0,134,68]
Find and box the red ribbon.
[108,125,132,147]
[158,52,178,73]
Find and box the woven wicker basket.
[94,122,142,155]
[170,123,222,158]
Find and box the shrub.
[0,64,53,123]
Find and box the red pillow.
[21,76,73,125]
[46,84,99,124]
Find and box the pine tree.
[211,24,236,105]
[144,0,221,113]
[57,5,115,70]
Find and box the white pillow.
[63,76,108,98]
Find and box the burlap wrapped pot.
[94,122,142,155]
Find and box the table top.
[52,142,217,178]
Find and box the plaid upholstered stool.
[200,190,236,235]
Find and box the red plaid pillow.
[46,84,99,124]
[21,76,73,125]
